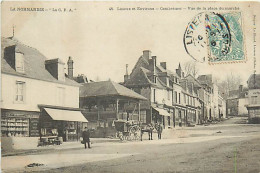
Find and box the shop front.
[39,105,88,142]
[152,106,171,128]
[1,109,40,137]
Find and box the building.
[1,37,87,143]
[79,80,147,137]
[226,85,248,117]
[123,50,205,128]
[246,74,260,123]
[185,74,204,124]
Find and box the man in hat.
[82,127,91,149]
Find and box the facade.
[1,37,87,141]
[185,75,204,124]
[226,85,248,117]
[123,50,208,128]
[246,74,260,123]
[197,74,225,121]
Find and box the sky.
[1,1,259,85]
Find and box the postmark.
[184,12,245,64]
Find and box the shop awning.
[44,108,88,122]
[152,107,171,117]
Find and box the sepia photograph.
[1,1,260,172]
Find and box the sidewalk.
[1,120,232,157]
[2,138,119,157]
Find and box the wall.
[212,84,219,119]
[1,74,79,112]
[227,98,239,116]
[2,137,39,152]
[238,97,248,115]
[248,89,260,105]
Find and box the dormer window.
[15,52,25,73]
[154,76,157,83]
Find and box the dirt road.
[2,117,260,173]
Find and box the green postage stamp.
[184,12,246,64]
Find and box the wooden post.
[116,99,119,120]
[77,121,79,141]
[39,107,42,140]
[97,99,100,121]
[138,101,141,122]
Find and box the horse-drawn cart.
[114,120,141,141]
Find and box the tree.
[183,61,199,77]
[217,73,242,99]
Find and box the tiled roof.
[1,37,80,86]
[197,74,213,87]
[247,74,260,89]
[80,80,147,100]
[185,74,202,88]
[125,67,151,86]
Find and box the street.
[2,117,260,173]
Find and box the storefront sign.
[29,118,39,137]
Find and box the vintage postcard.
[1,1,260,173]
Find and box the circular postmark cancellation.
[184,12,245,64]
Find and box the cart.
[114,120,141,141]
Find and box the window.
[154,76,157,83]
[57,87,65,106]
[167,90,170,100]
[15,53,25,73]
[184,94,186,103]
[15,81,25,102]
[175,92,178,103]
[179,93,181,104]
[251,96,258,104]
[153,89,156,103]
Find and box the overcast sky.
[2,1,259,85]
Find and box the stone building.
[246,74,260,123]
[226,85,248,117]
[1,37,87,151]
[123,50,203,128]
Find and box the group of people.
[147,122,163,140]
[81,122,164,149]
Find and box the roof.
[125,55,176,89]
[80,80,147,100]
[248,74,260,89]
[1,37,80,86]
[185,74,202,88]
[197,74,213,87]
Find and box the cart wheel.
[129,126,141,141]
[118,132,124,141]
[134,126,141,141]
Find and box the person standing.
[157,123,163,140]
[148,123,154,140]
[82,127,91,149]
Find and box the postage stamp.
[184,12,246,64]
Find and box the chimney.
[152,56,157,73]
[45,58,65,81]
[124,64,130,83]
[239,85,243,96]
[160,62,167,70]
[239,85,243,92]
[176,63,182,78]
[143,50,151,62]
[77,74,88,83]
[67,56,74,79]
